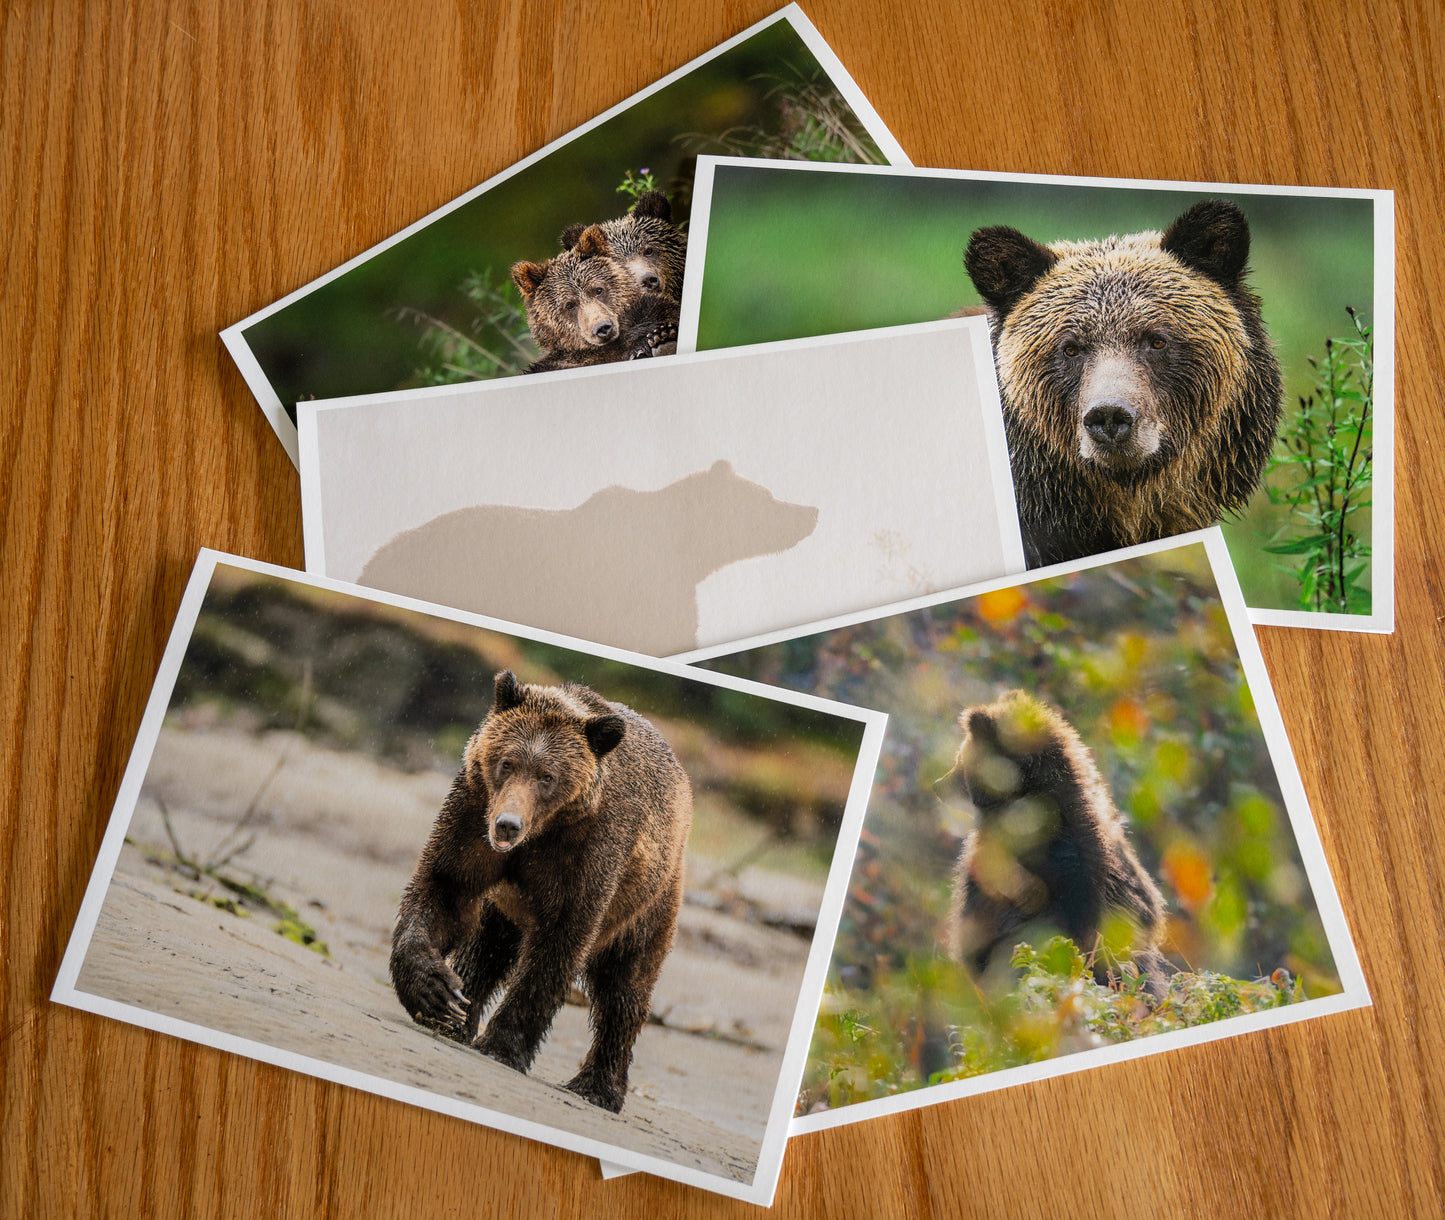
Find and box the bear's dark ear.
[1160,199,1251,287]
[511,261,548,298]
[962,707,998,742]
[493,670,525,711]
[630,191,671,222]
[964,226,1057,318]
[584,714,626,758]
[575,225,612,259]
[559,222,586,250]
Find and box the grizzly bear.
[510,249,679,375]
[560,191,688,301]
[935,690,1169,998]
[964,199,1283,567]
[389,670,692,1112]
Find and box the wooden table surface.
[5,1,1443,1215]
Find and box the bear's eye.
[641,246,655,256]
[1145,334,1167,351]
[565,300,577,313]
[1061,341,1081,359]
[497,758,512,777]
[590,285,605,298]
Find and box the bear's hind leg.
[565,898,677,1112]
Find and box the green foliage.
[1263,308,1374,613]
[799,936,1305,1112]
[399,268,538,385]
[680,65,890,165]
[697,544,1340,1111]
[615,167,660,203]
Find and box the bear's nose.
[641,273,660,291]
[592,320,616,342]
[1084,402,1138,446]
[493,813,524,847]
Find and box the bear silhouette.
[358,460,819,655]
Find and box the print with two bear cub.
[390,670,692,1113]
[965,199,1283,567]
[512,191,687,374]
[937,690,1169,999]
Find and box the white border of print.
[672,526,1370,1138]
[294,316,1025,597]
[219,6,911,469]
[675,156,1396,635]
[50,548,887,1208]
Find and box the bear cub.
[512,191,686,374]
[964,199,1283,567]
[936,690,1169,998]
[390,670,693,1112]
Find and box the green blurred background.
[240,19,886,417]
[693,166,1377,612]
[695,543,1340,1107]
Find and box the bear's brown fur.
[511,247,678,374]
[965,199,1283,567]
[560,191,688,301]
[936,690,1168,998]
[389,670,692,1112]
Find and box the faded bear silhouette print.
[359,461,819,655]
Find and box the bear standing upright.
[389,670,693,1112]
[964,200,1283,567]
[936,690,1169,998]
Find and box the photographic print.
[220,6,910,465]
[679,158,1394,632]
[677,529,1368,1133]
[51,551,886,1206]
[296,319,1025,656]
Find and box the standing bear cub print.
[965,199,1283,567]
[390,670,693,1113]
[937,690,1170,999]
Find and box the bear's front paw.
[473,1024,533,1074]
[396,959,469,1031]
[563,1069,626,1113]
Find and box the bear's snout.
[591,319,616,343]
[1084,401,1139,447]
[491,811,525,850]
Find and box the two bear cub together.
[510,191,687,374]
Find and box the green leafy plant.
[398,268,538,385]
[615,167,660,203]
[1263,308,1373,614]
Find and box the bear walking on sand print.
[359,461,819,656]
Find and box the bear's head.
[467,670,626,853]
[964,200,1276,488]
[511,249,639,352]
[559,193,687,299]
[934,690,1059,815]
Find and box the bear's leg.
[449,904,522,1043]
[473,918,594,1075]
[564,891,679,1112]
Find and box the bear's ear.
[1160,199,1251,287]
[964,226,1057,318]
[575,225,612,259]
[630,191,672,222]
[584,714,626,758]
[961,707,998,742]
[511,261,548,298]
[493,670,525,712]
[559,222,586,250]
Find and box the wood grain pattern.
[4,0,1443,1215]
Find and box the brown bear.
[560,191,688,301]
[935,690,1169,998]
[389,669,693,1112]
[964,199,1283,567]
[510,249,679,375]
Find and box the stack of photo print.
[54,5,1387,1206]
